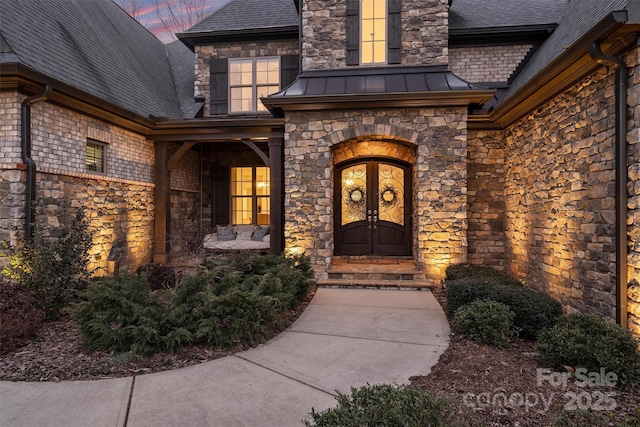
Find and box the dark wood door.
[334,159,411,256]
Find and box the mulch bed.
[0,286,317,382]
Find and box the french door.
[334,159,411,256]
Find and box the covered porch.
[148,118,285,263]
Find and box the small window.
[229,57,280,113]
[86,139,106,173]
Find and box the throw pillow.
[251,225,270,241]
[216,224,236,241]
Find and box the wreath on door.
[380,185,398,207]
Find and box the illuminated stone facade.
[284,107,468,281]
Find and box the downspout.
[589,42,628,327]
[20,85,52,240]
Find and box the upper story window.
[347,0,401,66]
[86,139,106,173]
[361,0,387,64]
[229,57,280,113]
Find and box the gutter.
[589,42,628,328]
[20,85,51,240]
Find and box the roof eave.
[484,10,639,129]
[150,117,285,142]
[262,90,496,115]
[449,24,558,47]
[177,26,298,50]
[0,62,156,134]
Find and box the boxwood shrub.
[537,313,640,388]
[74,253,312,355]
[445,265,562,338]
[304,384,478,427]
[452,300,519,348]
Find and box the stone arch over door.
[331,137,417,257]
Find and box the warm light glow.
[361,0,387,64]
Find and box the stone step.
[317,279,436,289]
[327,272,428,281]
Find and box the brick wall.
[467,130,506,268]
[504,66,617,319]
[194,40,299,117]
[284,107,468,281]
[0,92,21,164]
[0,97,157,272]
[302,0,448,70]
[449,45,533,83]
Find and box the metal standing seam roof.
[180,0,298,36]
[0,0,187,120]
[268,65,486,98]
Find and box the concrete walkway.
[0,288,450,427]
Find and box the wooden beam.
[168,141,197,170]
[242,140,270,166]
[153,142,171,264]
[269,138,284,255]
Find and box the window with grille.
[229,57,280,113]
[231,166,270,225]
[86,139,106,173]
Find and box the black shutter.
[280,54,300,89]
[388,0,402,64]
[346,0,359,66]
[210,58,228,115]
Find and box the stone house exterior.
[1,0,640,339]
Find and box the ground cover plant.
[0,280,44,354]
[74,253,312,356]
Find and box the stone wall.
[170,190,201,255]
[0,97,157,273]
[302,0,448,70]
[35,173,155,275]
[449,45,533,83]
[626,46,640,339]
[284,107,468,281]
[467,130,506,268]
[194,40,299,117]
[504,66,617,319]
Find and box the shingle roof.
[500,0,631,104]
[181,0,298,35]
[449,0,569,31]
[0,0,184,120]
[166,41,202,119]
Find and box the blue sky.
[121,0,229,43]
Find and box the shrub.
[74,254,313,355]
[137,263,181,291]
[0,281,44,354]
[553,410,612,427]
[2,209,92,319]
[537,313,640,388]
[304,384,479,427]
[445,264,522,287]
[452,300,519,348]
[446,278,562,337]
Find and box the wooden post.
[154,142,171,264]
[269,138,284,255]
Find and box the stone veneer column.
[283,107,468,282]
[269,138,284,254]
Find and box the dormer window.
[229,57,280,113]
[347,0,401,66]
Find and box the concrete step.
[317,279,436,289]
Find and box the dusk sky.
[121,0,230,43]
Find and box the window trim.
[230,166,271,225]
[228,57,280,114]
[86,139,107,174]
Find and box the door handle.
[373,214,378,229]
[368,214,372,229]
